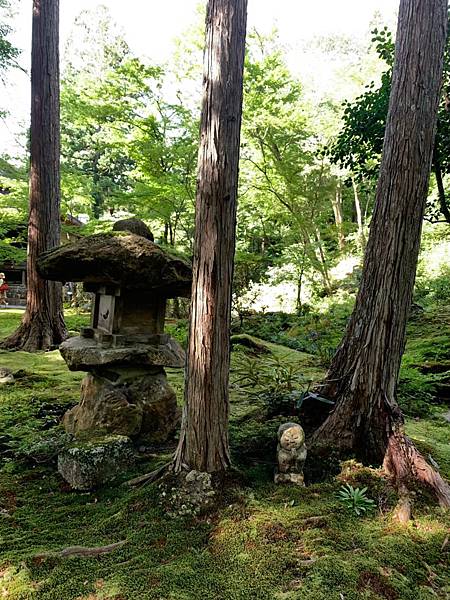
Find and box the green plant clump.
[337,483,376,516]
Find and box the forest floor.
[0,308,449,600]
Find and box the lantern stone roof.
[37,232,192,296]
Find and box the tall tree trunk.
[1,0,66,351]
[173,0,248,473]
[352,178,366,252]
[310,0,450,511]
[331,182,345,251]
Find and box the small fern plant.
[337,483,376,516]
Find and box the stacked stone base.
[57,336,184,490]
[64,367,179,442]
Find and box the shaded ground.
[0,309,449,599]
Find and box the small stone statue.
[274,422,307,485]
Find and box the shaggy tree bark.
[311,0,450,512]
[173,0,248,473]
[1,0,66,351]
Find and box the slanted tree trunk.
[173,0,248,473]
[1,0,66,351]
[310,0,450,511]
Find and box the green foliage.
[232,352,314,418]
[238,32,342,298]
[397,368,435,418]
[241,303,352,359]
[0,0,20,85]
[0,214,27,263]
[426,264,450,302]
[328,20,450,221]
[337,483,376,516]
[327,26,392,181]
[229,416,285,463]
[165,319,188,349]
[233,353,306,396]
[59,5,198,245]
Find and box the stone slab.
[60,335,185,370]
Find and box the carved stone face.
[279,424,305,450]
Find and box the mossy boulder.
[57,435,134,490]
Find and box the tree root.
[383,428,450,520]
[34,540,127,560]
[125,462,171,487]
[392,485,412,524]
[308,406,450,521]
[0,315,66,352]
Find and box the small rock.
[57,435,134,491]
[160,469,216,517]
[0,367,14,385]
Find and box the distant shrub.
[430,265,450,302]
[229,417,284,462]
[397,368,435,418]
[166,319,188,348]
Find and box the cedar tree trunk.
[1,0,66,351]
[174,0,248,473]
[311,0,450,511]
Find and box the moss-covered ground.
[0,309,449,599]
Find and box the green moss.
[0,310,449,599]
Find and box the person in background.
[0,272,8,307]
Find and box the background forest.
[0,1,449,599]
[2,3,450,321]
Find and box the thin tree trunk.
[173,0,248,473]
[310,0,450,510]
[352,178,366,252]
[433,160,450,224]
[1,0,66,351]
[296,249,307,315]
[331,182,345,251]
[313,228,332,294]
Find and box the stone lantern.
[38,223,192,443]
